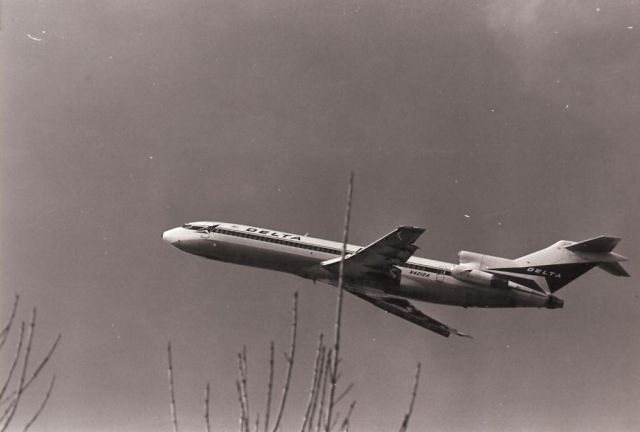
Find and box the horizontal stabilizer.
[565,236,621,253]
[598,261,630,277]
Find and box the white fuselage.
[162,221,553,308]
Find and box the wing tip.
[451,328,474,339]
[399,226,426,233]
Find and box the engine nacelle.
[458,251,485,266]
[457,250,515,269]
[450,264,509,289]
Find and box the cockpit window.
[182,224,218,232]
[183,224,203,230]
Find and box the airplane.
[162,222,629,338]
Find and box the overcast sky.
[2,1,639,431]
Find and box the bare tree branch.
[398,362,421,432]
[332,383,353,410]
[330,413,340,432]
[316,349,332,432]
[0,295,19,352]
[1,309,36,432]
[22,374,55,432]
[21,334,61,396]
[270,292,298,432]
[306,345,325,432]
[236,380,248,432]
[0,322,25,404]
[0,400,15,426]
[0,300,59,431]
[204,383,211,432]
[340,401,356,432]
[263,341,274,432]
[167,342,179,432]
[237,347,250,432]
[0,334,61,406]
[325,172,354,431]
[300,334,324,432]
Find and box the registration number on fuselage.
[409,270,432,278]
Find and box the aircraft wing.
[321,226,425,281]
[350,291,472,338]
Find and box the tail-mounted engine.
[450,251,515,289]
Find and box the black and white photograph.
[1,1,639,431]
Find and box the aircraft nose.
[162,228,182,245]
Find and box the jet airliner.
[162,222,628,338]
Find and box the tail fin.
[487,236,628,294]
[565,236,621,253]
[564,236,630,279]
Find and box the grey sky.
[2,1,639,431]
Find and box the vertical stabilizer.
[487,236,628,293]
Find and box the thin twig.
[204,383,211,432]
[22,374,56,432]
[300,334,324,432]
[1,309,36,432]
[20,334,61,397]
[237,347,250,432]
[270,292,298,432]
[0,323,25,426]
[263,341,274,432]
[316,349,332,432]
[167,342,179,432]
[0,322,25,404]
[236,380,247,432]
[0,295,19,352]
[0,400,15,426]
[236,363,245,431]
[332,383,353,410]
[398,362,421,432]
[244,347,250,430]
[0,334,61,406]
[325,172,354,431]
[330,413,340,432]
[307,345,326,432]
[340,401,356,432]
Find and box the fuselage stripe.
[212,227,450,275]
